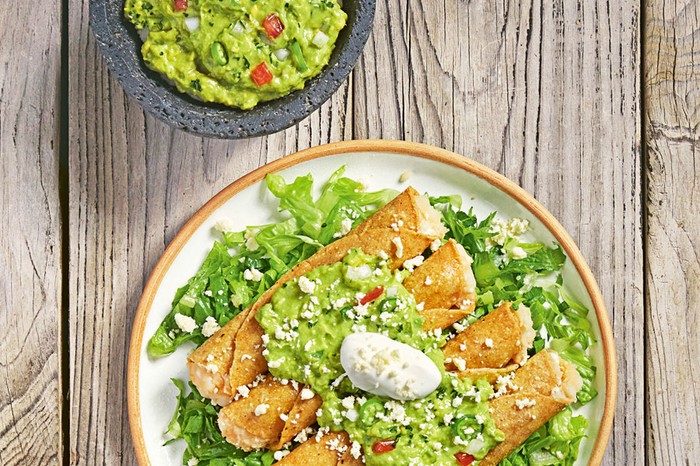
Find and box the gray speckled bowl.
[90,0,375,139]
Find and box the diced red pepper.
[262,13,285,39]
[360,286,384,305]
[371,439,396,455]
[454,452,475,466]
[250,62,273,86]
[174,0,188,12]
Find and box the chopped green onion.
[290,40,308,72]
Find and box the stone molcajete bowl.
[90,0,375,139]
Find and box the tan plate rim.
[127,139,617,466]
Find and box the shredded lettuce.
[151,173,597,465]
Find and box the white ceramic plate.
[128,141,616,466]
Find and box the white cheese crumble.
[510,246,527,260]
[298,276,316,294]
[201,316,221,337]
[300,388,315,400]
[392,236,404,258]
[244,229,259,251]
[341,396,356,409]
[236,385,250,398]
[254,403,269,416]
[350,441,363,459]
[345,409,358,421]
[243,267,263,282]
[268,358,284,368]
[174,313,197,334]
[187,458,199,466]
[402,255,424,272]
[484,338,494,348]
[340,218,353,236]
[273,450,290,461]
[213,218,235,233]
[453,357,467,371]
[346,264,372,281]
[488,218,530,246]
[515,398,537,409]
[399,171,413,182]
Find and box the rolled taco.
[479,349,583,466]
[217,376,322,451]
[185,311,246,405]
[404,238,477,312]
[275,431,363,466]
[443,302,535,382]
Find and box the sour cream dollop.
[339,332,441,401]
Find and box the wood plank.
[67,0,352,462]
[644,0,700,463]
[0,1,62,464]
[354,0,643,464]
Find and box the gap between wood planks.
[60,0,70,461]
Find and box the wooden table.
[1,0,698,464]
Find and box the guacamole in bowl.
[90,0,373,137]
[125,0,347,109]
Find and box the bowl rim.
[89,0,375,139]
[127,139,617,466]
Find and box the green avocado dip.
[124,0,347,109]
[256,249,505,465]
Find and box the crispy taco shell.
[479,350,583,466]
[275,431,362,466]
[404,239,477,311]
[420,308,471,331]
[185,311,246,405]
[443,302,536,372]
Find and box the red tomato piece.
[359,286,384,305]
[262,13,285,39]
[371,439,396,455]
[174,0,188,12]
[454,452,475,466]
[250,62,273,86]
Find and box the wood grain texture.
[0,0,62,464]
[354,1,642,464]
[644,0,700,464]
[65,0,646,464]
[67,0,352,463]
